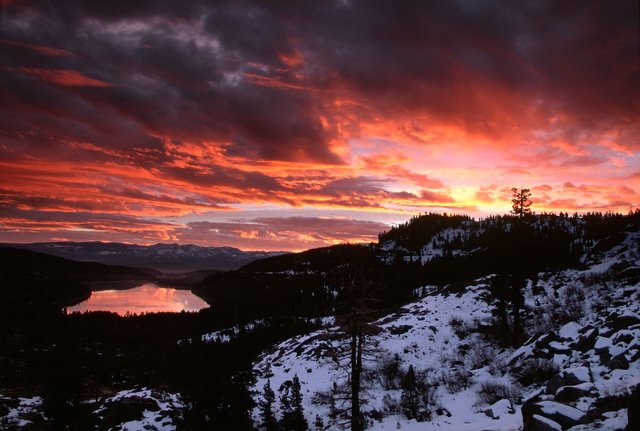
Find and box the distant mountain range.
[0,242,287,273]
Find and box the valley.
[1,212,639,430]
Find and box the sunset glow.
[1,1,638,251]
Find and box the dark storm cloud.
[2,0,637,160]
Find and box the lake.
[67,283,209,316]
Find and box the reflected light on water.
[68,283,209,316]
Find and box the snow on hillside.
[250,230,640,430]
[0,388,184,431]
[252,278,522,430]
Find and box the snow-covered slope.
[250,231,640,430]
[0,388,184,431]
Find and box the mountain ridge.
[0,241,288,273]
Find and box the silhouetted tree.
[279,375,308,431]
[511,188,533,219]
[259,380,279,431]
[334,273,383,431]
[399,365,434,422]
[490,274,510,334]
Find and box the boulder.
[547,367,591,394]
[558,322,582,341]
[525,414,562,431]
[573,328,599,352]
[536,332,559,349]
[535,401,586,429]
[629,385,640,431]
[609,352,629,370]
[594,336,613,352]
[554,383,595,403]
[483,398,514,419]
[547,341,571,355]
[610,312,640,331]
[612,330,635,345]
[598,348,611,367]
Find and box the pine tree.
[399,366,433,422]
[400,365,420,420]
[259,380,278,431]
[510,187,533,219]
[279,375,308,431]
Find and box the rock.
[574,328,599,352]
[547,367,591,394]
[548,341,571,355]
[535,401,586,429]
[610,312,640,331]
[594,336,613,352]
[522,400,585,430]
[598,348,611,366]
[629,385,640,431]
[612,330,634,345]
[483,399,514,419]
[387,324,412,335]
[554,383,595,403]
[536,332,559,349]
[609,352,629,370]
[558,322,582,341]
[525,414,562,431]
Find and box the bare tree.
[325,255,384,431]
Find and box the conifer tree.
[399,366,433,422]
[400,365,420,420]
[510,188,533,219]
[259,380,278,431]
[279,375,308,431]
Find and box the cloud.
[0,0,638,248]
[0,38,76,57]
[10,67,113,87]
[177,216,389,250]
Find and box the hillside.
[249,222,640,430]
[196,212,640,323]
[0,247,152,310]
[1,241,287,273]
[1,211,639,430]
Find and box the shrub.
[400,366,438,422]
[464,336,497,370]
[476,380,521,405]
[513,358,559,387]
[448,315,468,338]
[440,367,473,393]
[378,354,403,390]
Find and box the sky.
[1,0,639,251]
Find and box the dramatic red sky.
[1,1,639,251]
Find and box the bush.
[476,380,521,405]
[448,315,469,338]
[464,336,498,370]
[513,358,559,387]
[547,283,587,324]
[400,366,438,422]
[378,354,403,390]
[440,367,473,393]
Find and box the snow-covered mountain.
[2,213,639,430]
[0,241,287,272]
[248,229,640,430]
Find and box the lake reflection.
[68,283,209,315]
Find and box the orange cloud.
[10,68,112,87]
[0,39,76,57]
